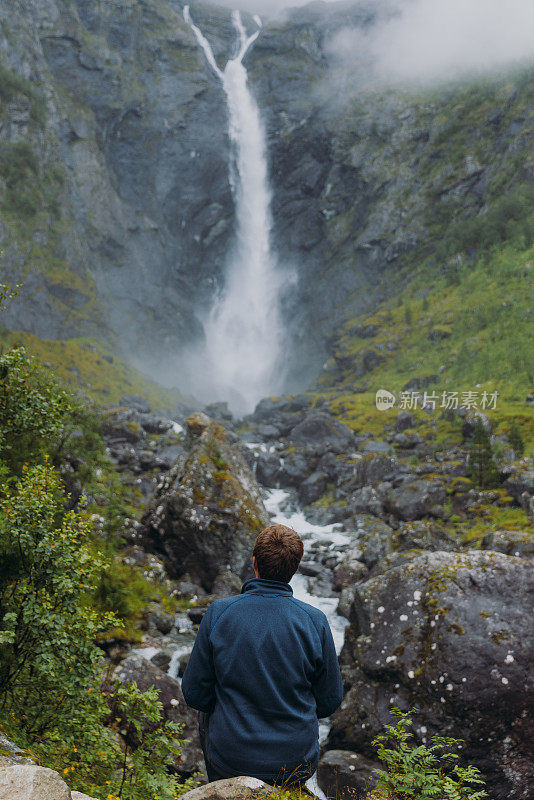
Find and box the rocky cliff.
[1,0,533,397]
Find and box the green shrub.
[508,420,525,457]
[370,708,487,800]
[437,184,534,260]
[0,346,74,475]
[467,418,500,489]
[0,463,115,734]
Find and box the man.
[181,524,343,786]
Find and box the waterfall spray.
[184,7,286,415]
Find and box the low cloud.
[329,0,534,86]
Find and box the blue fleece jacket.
[181,577,343,782]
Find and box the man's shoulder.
[205,592,246,624]
[288,595,329,629]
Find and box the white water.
[183,7,286,415]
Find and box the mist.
[208,0,341,16]
[328,0,534,85]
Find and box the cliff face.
[1,0,533,393]
[0,0,238,364]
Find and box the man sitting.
[182,524,343,786]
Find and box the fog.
[328,0,534,85]
[210,0,341,16]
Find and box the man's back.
[182,577,343,784]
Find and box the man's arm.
[181,605,216,713]
[311,618,343,719]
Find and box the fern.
[369,708,488,800]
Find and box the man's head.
[252,524,304,583]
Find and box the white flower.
[377,606,385,614]
[408,670,415,679]
[400,614,408,621]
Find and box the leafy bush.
[0,463,115,735]
[370,708,487,800]
[0,462,194,799]
[0,346,74,475]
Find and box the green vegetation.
[0,345,196,798]
[467,419,500,489]
[0,62,47,126]
[0,139,64,218]
[369,709,487,800]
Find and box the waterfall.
[184,6,286,415]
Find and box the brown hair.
[253,524,304,583]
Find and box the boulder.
[211,571,242,598]
[328,551,534,800]
[482,530,534,559]
[178,776,273,800]
[383,478,446,521]
[298,470,328,505]
[289,411,355,452]
[0,734,34,767]
[255,453,282,488]
[72,793,100,800]
[278,451,313,488]
[317,750,380,799]
[353,453,402,488]
[114,653,202,775]
[395,411,415,432]
[142,414,269,589]
[0,765,70,800]
[503,462,534,505]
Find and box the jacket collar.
[241,577,293,596]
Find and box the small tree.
[508,420,525,458]
[467,418,499,488]
[370,708,487,800]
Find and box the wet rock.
[482,530,534,559]
[395,411,415,432]
[278,450,313,487]
[114,653,202,775]
[503,461,534,505]
[255,452,281,488]
[211,571,242,598]
[120,395,152,413]
[188,606,208,624]
[204,402,233,422]
[333,559,369,591]
[142,414,269,589]
[351,516,397,570]
[349,486,384,517]
[151,650,172,671]
[383,478,446,521]
[396,520,457,553]
[299,560,325,577]
[144,607,175,635]
[138,413,173,435]
[317,750,380,799]
[102,407,147,444]
[0,735,34,768]
[299,470,328,505]
[354,453,403,488]
[329,551,534,800]
[393,431,423,449]
[289,411,355,453]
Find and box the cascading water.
[183,6,287,415]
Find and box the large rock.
[0,734,34,767]
[383,478,446,520]
[178,776,273,800]
[329,551,534,800]
[289,411,355,452]
[317,750,380,800]
[0,765,70,800]
[114,653,202,776]
[142,414,269,589]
